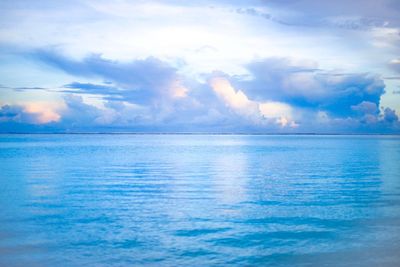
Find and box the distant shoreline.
[0,132,399,136]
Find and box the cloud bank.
[0,50,398,133]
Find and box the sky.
[0,0,400,133]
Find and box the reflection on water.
[211,152,249,205]
[0,134,400,266]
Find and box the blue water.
[0,134,400,266]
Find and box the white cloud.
[210,76,297,127]
[24,102,62,123]
[259,101,295,127]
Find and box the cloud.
[213,57,399,132]
[351,101,379,115]
[264,0,400,29]
[30,51,243,130]
[389,58,400,73]
[0,105,34,123]
[259,102,296,127]
[234,5,390,31]
[383,107,399,123]
[0,103,60,124]
[236,8,271,20]
[24,103,60,123]
[233,58,385,118]
[210,77,258,118]
[1,51,399,133]
[0,84,55,93]
[62,82,119,94]
[34,50,183,105]
[209,76,297,127]
[60,95,106,126]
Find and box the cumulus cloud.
[383,107,399,123]
[0,103,60,124]
[259,102,296,127]
[351,101,379,115]
[215,57,399,132]
[209,76,297,127]
[0,105,36,123]
[233,58,385,118]
[1,51,399,133]
[210,77,258,118]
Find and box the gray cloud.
[389,59,400,73]
[352,101,379,115]
[230,0,398,33]
[0,104,39,124]
[383,107,399,123]
[34,50,186,106]
[264,0,400,27]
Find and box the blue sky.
[0,0,400,133]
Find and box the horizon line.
[1,132,400,136]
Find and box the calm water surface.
[0,134,400,266]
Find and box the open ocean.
[0,134,399,266]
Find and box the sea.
[0,134,399,266]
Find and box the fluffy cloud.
[0,103,60,124]
[0,105,36,123]
[233,58,386,118]
[383,107,399,123]
[1,51,399,133]
[210,77,259,118]
[210,76,297,127]
[0,104,62,132]
[217,57,399,132]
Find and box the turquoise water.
[0,134,400,266]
